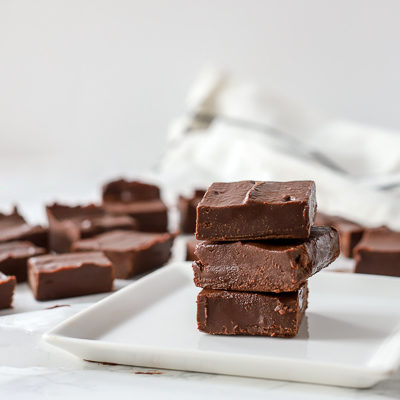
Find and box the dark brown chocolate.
[179,190,206,234]
[196,181,316,241]
[186,237,201,261]
[315,212,364,258]
[0,207,48,249]
[28,252,114,301]
[197,283,308,337]
[102,179,168,233]
[0,272,16,309]
[103,201,168,233]
[193,226,339,292]
[354,227,400,277]
[0,241,46,282]
[72,230,176,279]
[46,203,138,253]
[102,179,161,203]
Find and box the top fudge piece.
[196,181,317,241]
[102,179,168,232]
[193,226,339,292]
[315,212,364,258]
[0,207,48,249]
[354,227,400,277]
[47,203,137,253]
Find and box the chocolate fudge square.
[73,230,176,279]
[0,207,48,249]
[0,241,46,282]
[102,179,168,233]
[179,189,206,234]
[28,252,114,301]
[46,203,137,253]
[197,283,308,337]
[354,227,400,277]
[0,273,16,309]
[196,181,316,241]
[315,212,364,258]
[193,226,339,293]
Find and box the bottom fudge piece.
[197,283,308,337]
[186,238,201,261]
[354,227,400,277]
[28,252,113,301]
[0,273,16,309]
[315,212,364,258]
[72,230,176,279]
[0,241,46,282]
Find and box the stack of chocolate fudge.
[193,181,340,337]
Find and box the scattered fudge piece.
[193,226,339,293]
[179,189,206,234]
[28,252,114,301]
[196,181,316,241]
[0,273,16,309]
[72,230,176,279]
[102,179,168,232]
[0,241,46,282]
[186,237,201,261]
[46,203,138,253]
[315,212,364,258]
[354,227,400,277]
[0,207,48,249]
[197,283,308,337]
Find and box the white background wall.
[1,0,399,191]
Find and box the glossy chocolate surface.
[28,252,113,301]
[315,212,364,257]
[0,241,46,282]
[197,283,308,337]
[193,226,339,292]
[73,230,175,279]
[102,179,161,203]
[354,227,400,277]
[46,203,137,253]
[196,181,316,241]
[102,179,168,233]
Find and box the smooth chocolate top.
[355,227,400,252]
[196,180,316,240]
[200,181,315,207]
[0,207,46,242]
[102,179,161,203]
[46,203,137,231]
[0,241,46,262]
[29,252,111,272]
[72,230,175,253]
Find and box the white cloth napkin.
[160,69,400,229]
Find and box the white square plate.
[43,262,400,388]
